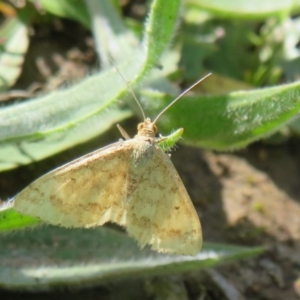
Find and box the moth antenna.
[152,73,212,125]
[111,60,146,121]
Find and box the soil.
[0,12,300,300]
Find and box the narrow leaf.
[0,18,29,91]
[37,0,90,28]
[187,0,300,19]
[0,226,265,290]
[141,80,300,150]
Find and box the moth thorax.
[136,118,157,138]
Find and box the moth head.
[137,118,158,138]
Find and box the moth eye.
[137,123,144,131]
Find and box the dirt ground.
[176,142,300,300]
[0,17,300,300]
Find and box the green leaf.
[36,0,90,28]
[158,128,184,152]
[0,226,265,290]
[0,208,39,231]
[0,18,29,91]
[143,0,181,67]
[187,0,300,19]
[85,0,138,68]
[0,0,181,172]
[140,80,300,150]
[180,19,260,83]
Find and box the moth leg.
[117,124,131,140]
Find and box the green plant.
[1,0,300,290]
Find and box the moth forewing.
[14,141,132,227]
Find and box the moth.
[13,73,210,255]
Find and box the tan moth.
[13,72,210,255]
